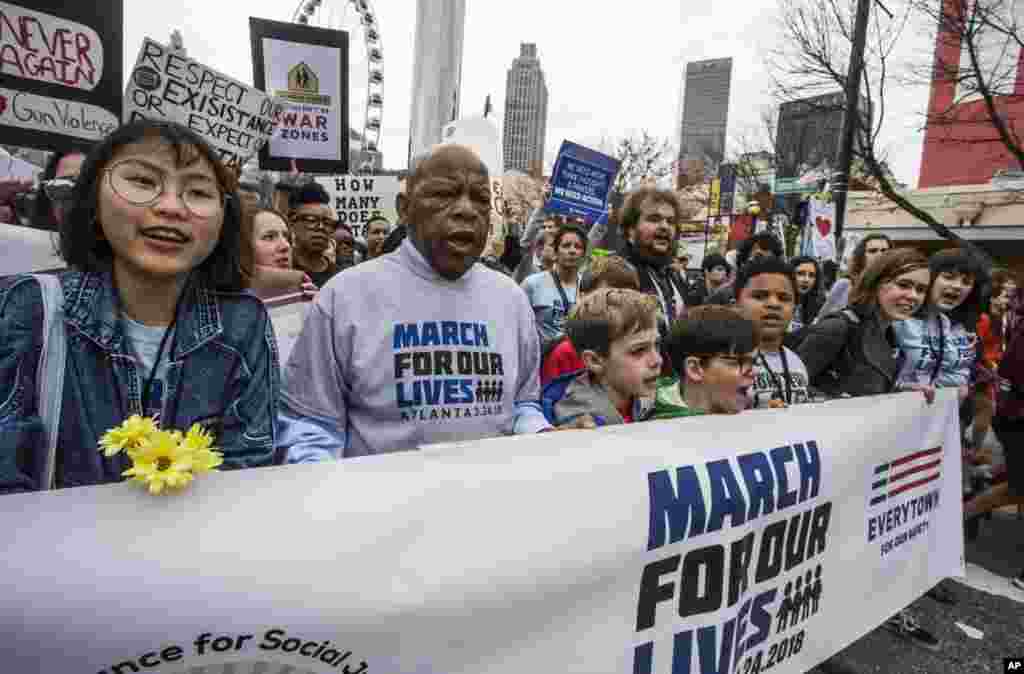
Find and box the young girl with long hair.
[0,119,283,493]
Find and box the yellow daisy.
[180,424,223,474]
[121,429,195,495]
[99,415,157,457]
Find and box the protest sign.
[123,38,284,169]
[0,0,122,152]
[547,140,620,221]
[808,197,838,262]
[316,174,399,243]
[251,18,349,174]
[0,392,963,674]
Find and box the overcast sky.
[123,0,937,187]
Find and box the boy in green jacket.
[652,305,759,418]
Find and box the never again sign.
[0,0,123,153]
[124,38,284,168]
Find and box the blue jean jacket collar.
[63,270,223,357]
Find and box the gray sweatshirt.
[279,240,551,460]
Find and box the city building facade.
[918,5,1024,188]
[407,0,466,164]
[502,43,549,176]
[677,58,732,185]
[774,91,844,193]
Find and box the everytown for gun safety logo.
[866,447,942,557]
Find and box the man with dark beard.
[278,144,552,460]
[620,188,689,351]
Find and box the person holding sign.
[279,144,551,461]
[0,120,283,493]
[521,224,588,347]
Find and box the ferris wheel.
[290,0,383,171]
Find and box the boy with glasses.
[288,182,340,287]
[652,305,758,418]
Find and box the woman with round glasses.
[0,119,284,493]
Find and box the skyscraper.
[775,92,845,184]
[678,58,733,183]
[502,43,548,176]
[407,0,466,164]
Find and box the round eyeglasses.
[105,159,225,218]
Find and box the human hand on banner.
[900,383,936,405]
[551,414,599,431]
[300,274,318,297]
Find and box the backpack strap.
[33,274,67,491]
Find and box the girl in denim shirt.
[0,120,283,493]
[893,248,987,403]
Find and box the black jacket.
[797,305,902,398]
[622,243,688,324]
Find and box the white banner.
[316,175,400,243]
[124,38,284,168]
[0,393,963,674]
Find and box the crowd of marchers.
[1,119,1022,628]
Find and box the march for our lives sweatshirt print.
[280,240,549,458]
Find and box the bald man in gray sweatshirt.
[279,145,552,460]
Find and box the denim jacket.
[0,270,283,493]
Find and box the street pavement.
[809,507,1024,674]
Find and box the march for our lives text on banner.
[316,175,400,243]
[0,0,122,152]
[123,38,284,169]
[0,393,962,674]
[547,140,619,222]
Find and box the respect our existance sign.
[0,0,122,152]
[124,37,284,169]
[0,393,962,674]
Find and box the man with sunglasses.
[289,182,340,286]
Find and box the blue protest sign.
[546,141,620,220]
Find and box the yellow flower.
[191,448,224,474]
[180,424,223,474]
[99,415,158,457]
[121,429,195,495]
